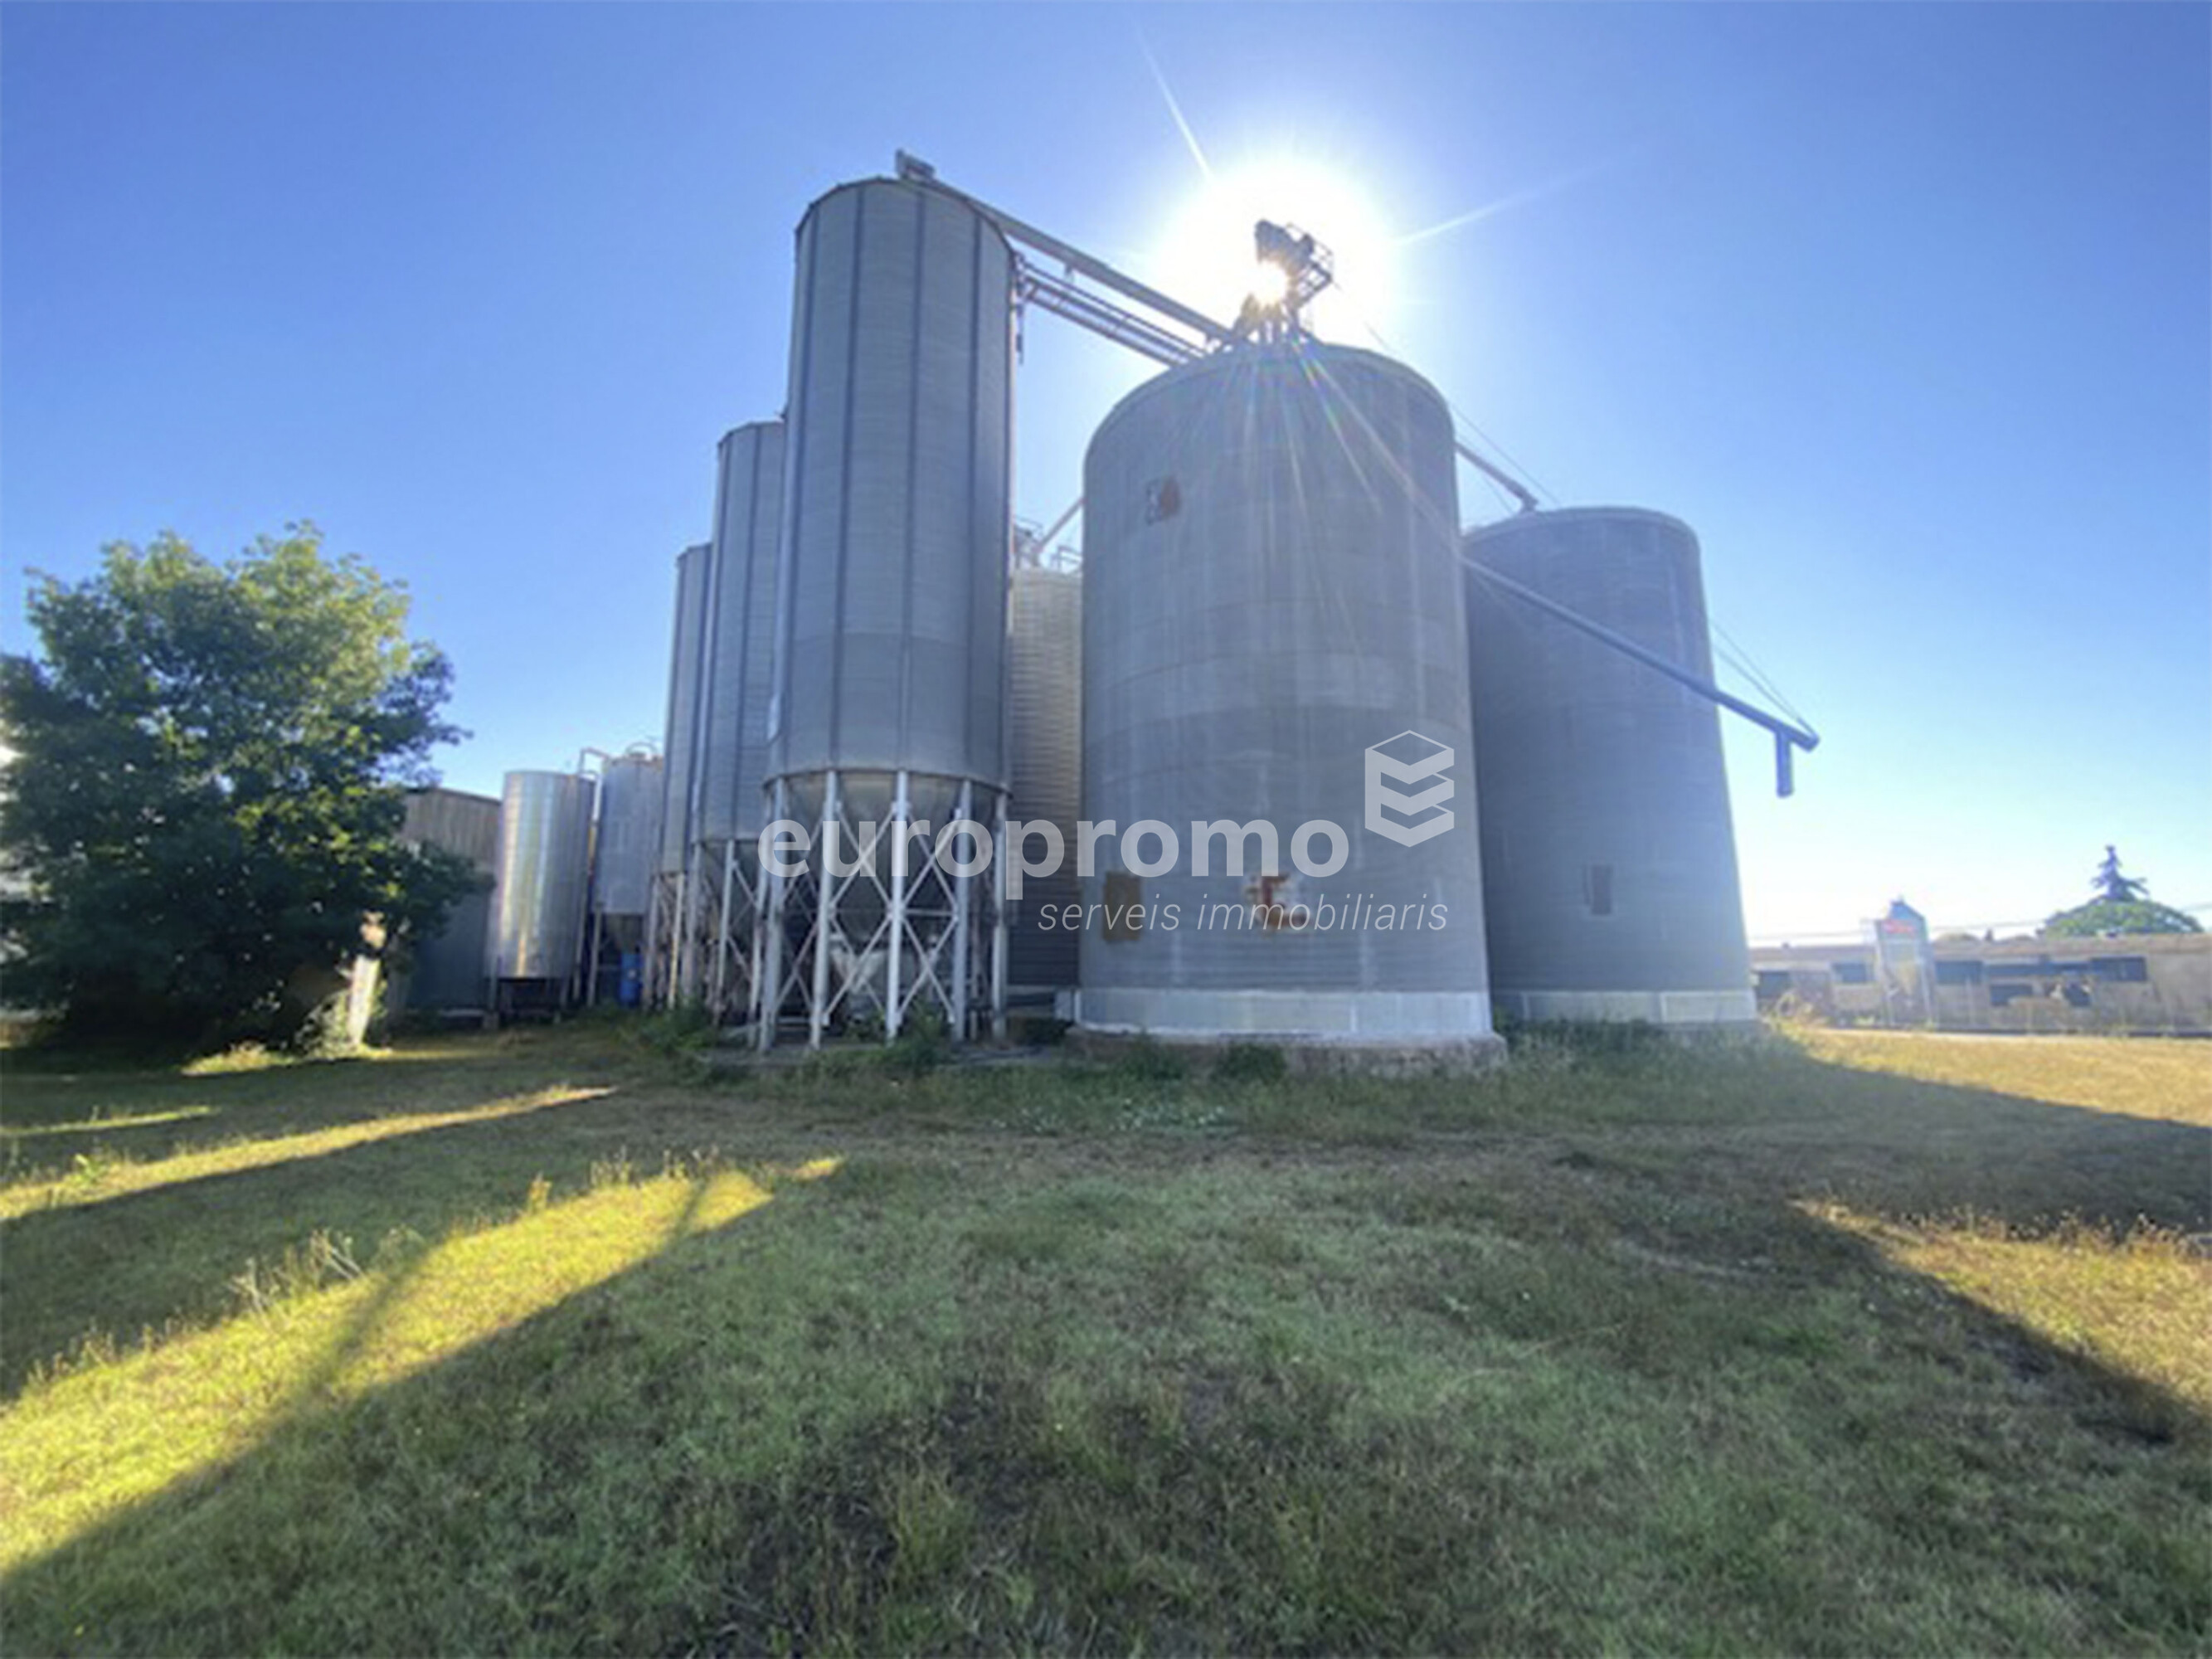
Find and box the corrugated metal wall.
[1007,561,1081,990]
[770,178,1014,791]
[1077,343,1494,1043]
[1464,508,1753,1024]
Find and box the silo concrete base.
[1069,1028,1505,1078]
[1491,988,1759,1028]
[1072,986,1504,1073]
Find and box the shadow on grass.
[0,1083,673,1396]
[0,1033,611,1166]
[2,1118,2207,1656]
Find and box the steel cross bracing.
[756,770,1007,1049]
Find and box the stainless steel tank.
[487,770,596,988]
[1462,508,1754,1025]
[1077,341,1496,1049]
[696,422,784,844]
[591,753,663,922]
[658,544,712,877]
[767,176,1014,788]
[1006,558,1081,992]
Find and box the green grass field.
[2,1022,2206,1654]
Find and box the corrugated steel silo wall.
[1078,343,1494,1041]
[696,422,785,843]
[1007,564,1081,990]
[657,545,711,875]
[1463,508,1753,1023]
[593,755,664,920]
[399,788,499,1010]
[769,178,1014,787]
[488,771,596,982]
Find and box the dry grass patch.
[1796,1028,2212,1125]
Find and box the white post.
[756,780,788,1051]
[809,770,839,1049]
[950,777,974,1042]
[712,837,737,1020]
[887,768,910,1040]
[990,789,1009,1041]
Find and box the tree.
[2044,846,2200,939]
[2092,844,2147,904]
[0,526,479,1044]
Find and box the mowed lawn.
[1,1023,2206,1654]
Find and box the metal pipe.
[1461,554,1820,795]
[1454,440,1540,515]
[1035,496,1083,556]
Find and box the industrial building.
[468,153,1818,1053]
[1751,932,2212,1035]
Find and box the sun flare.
[1151,153,1398,339]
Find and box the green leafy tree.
[0,526,479,1044]
[2044,847,2200,939]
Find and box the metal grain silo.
[1076,341,1497,1056]
[760,176,1015,1046]
[487,770,596,1016]
[1006,549,1081,995]
[1462,508,1754,1025]
[648,543,711,1007]
[697,422,785,847]
[678,422,785,1019]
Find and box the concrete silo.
[486,770,596,1019]
[1462,508,1754,1026]
[761,175,1015,1046]
[1076,341,1498,1060]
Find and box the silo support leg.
[886,770,910,1040]
[809,771,840,1049]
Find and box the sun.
[1150,153,1398,341]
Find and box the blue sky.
[4,3,2206,942]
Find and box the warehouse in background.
[1752,907,2212,1035]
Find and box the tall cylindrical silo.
[487,770,596,1014]
[1006,555,1081,995]
[769,177,1012,789]
[649,543,711,1009]
[675,421,785,1019]
[1462,508,1754,1025]
[697,422,785,846]
[1077,341,1497,1055]
[760,176,1015,1046]
[657,544,712,879]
